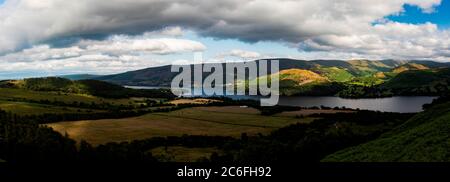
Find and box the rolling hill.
[89,59,450,97]
[278,69,329,85]
[0,77,174,99]
[94,59,449,86]
[347,59,401,75]
[254,68,343,96]
[323,98,450,162]
[391,63,429,74]
[381,68,450,95]
[59,74,101,80]
[312,66,354,82]
[96,65,177,86]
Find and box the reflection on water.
[126,86,436,113]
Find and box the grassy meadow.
[47,106,318,145]
[0,88,165,116]
[0,88,136,106]
[0,100,98,115]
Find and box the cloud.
[0,31,206,75]
[141,26,184,37]
[0,45,83,62]
[0,32,206,61]
[83,37,206,55]
[300,22,450,60]
[217,49,262,59]
[0,52,169,77]
[0,0,443,52]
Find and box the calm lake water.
[126,86,437,113]
[277,96,435,113]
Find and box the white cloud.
[0,53,168,76]
[0,45,83,62]
[84,37,206,55]
[0,0,444,52]
[0,31,206,61]
[300,21,450,60]
[0,31,206,74]
[217,49,262,59]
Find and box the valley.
[92,59,450,98]
[0,60,449,163]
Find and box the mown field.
[47,106,323,145]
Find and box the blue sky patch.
[388,1,450,29]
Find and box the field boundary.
[152,113,278,128]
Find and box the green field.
[47,106,316,145]
[0,88,134,106]
[0,88,158,115]
[0,100,99,115]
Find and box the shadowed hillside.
[323,98,450,162]
[0,77,174,99]
[381,68,450,95]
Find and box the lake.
[276,96,436,113]
[126,86,437,113]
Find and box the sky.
[0,0,449,79]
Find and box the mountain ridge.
[94,59,450,87]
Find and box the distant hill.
[391,63,429,74]
[381,68,450,95]
[278,69,329,85]
[94,58,316,86]
[95,65,176,86]
[59,74,101,80]
[95,59,433,86]
[409,60,450,68]
[323,98,450,162]
[0,77,174,99]
[275,69,341,96]
[91,59,450,97]
[253,68,343,96]
[347,60,401,75]
[312,66,354,82]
